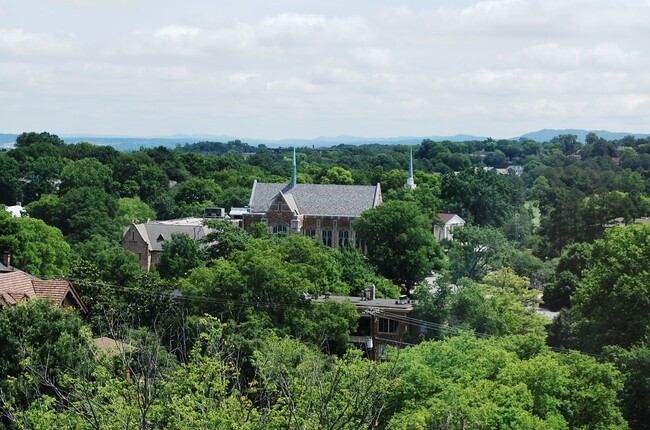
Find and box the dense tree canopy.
[570,224,650,352]
[354,200,444,287]
[3,130,650,429]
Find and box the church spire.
[406,146,416,189]
[290,146,297,189]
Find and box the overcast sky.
[1,0,649,140]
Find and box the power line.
[68,278,603,358]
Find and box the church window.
[272,223,288,235]
[338,229,350,247]
[304,228,316,238]
[321,229,332,247]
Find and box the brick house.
[121,218,212,272]
[241,149,382,248]
[315,289,416,360]
[0,253,87,312]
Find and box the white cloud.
[0,28,76,54]
[2,1,650,138]
[584,43,640,68]
[153,25,201,40]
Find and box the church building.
[242,148,382,248]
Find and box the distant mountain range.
[2,129,649,151]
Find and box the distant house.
[315,289,416,359]
[507,165,524,175]
[3,202,23,217]
[93,337,135,358]
[121,217,213,272]
[434,213,465,241]
[242,149,382,249]
[0,253,87,312]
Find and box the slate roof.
[0,268,87,312]
[248,181,381,217]
[131,218,212,252]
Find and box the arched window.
[338,229,350,247]
[304,228,316,238]
[321,229,332,247]
[272,223,288,235]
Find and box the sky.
[1,0,649,140]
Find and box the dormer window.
[156,234,165,242]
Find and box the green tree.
[201,219,251,260]
[537,187,587,257]
[0,211,72,278]
[384,335,627,430]
[58,186,121,243]
[571,224,650,352]
[23,156,66,203]
[542,242,592,311]
[447,225,512,281]
[116,196,156,227]
[0,153,22,206]
[14,131,64,148]
[174,177,222,204]
[0,300,94,424]
[441,168,520,227]
[605,344,650,430]
[320,166,354,184]
[59,157,114,195]
[550,133,580,155]
[335,245,399,298]
[72,235,143,286]
[157,233,206,279]
[353,200,444,288]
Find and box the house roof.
[4,204,23,217]
[128,218,212,252]
[93,336,134,357]
[0,268,87,312]
[315,295,414,312]
[439,213,458,223]
[248,181,382,217]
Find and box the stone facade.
[121,218,211,272]
[242,181,381,249]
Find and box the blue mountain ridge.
[1,129,649,151]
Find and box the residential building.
[0,253,87,312]
[315,289,416,360]
[434,213,465,241]
[121,217,212,272]
[3,202,23,217]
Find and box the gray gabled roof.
[129,218,212,252]
[249,181,381,217]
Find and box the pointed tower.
[406,146,416,189]
[284,146,297,192]
[291,146,297,189]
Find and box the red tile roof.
[0,268,86,312]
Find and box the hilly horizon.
[2,129,650,151]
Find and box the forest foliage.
[2,131,650,428]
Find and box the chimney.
[369,283,376,301]
[1,251,11,268]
